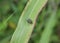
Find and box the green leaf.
[39,5,57,43]
[0,13,14,32]
[10,0,47,43]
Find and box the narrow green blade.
[10,0,47,43]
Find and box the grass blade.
[10,0,47,43]
[39,1,57,43]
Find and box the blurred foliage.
[0,0,60,43]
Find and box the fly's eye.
[27,19,33,24]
